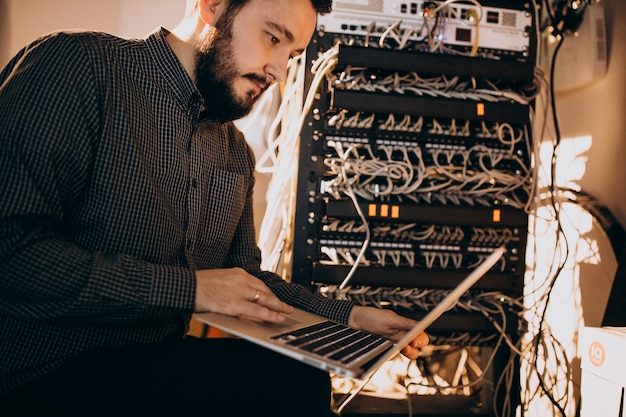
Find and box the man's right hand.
[194,268,293,323]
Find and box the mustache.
[245,73,270,90]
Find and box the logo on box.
[589,341,605,367]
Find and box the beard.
[194,10,269,123]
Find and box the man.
[0,0,428,415]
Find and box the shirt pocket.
[195,166,247,266]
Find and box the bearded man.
[0,1,428,415]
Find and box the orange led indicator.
[477,102,485,116]
[391,205,400,218]
[380,204,389,217]
[368,204,377,217]
[493,209,501,223]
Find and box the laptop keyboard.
[270,320,391,365]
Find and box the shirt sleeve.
[0,33,196,324]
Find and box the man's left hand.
[348,305,429,360]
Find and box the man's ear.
[198,0,225,25]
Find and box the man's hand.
[194,268,293,323]
[348,305,429,360]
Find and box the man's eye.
[268,33,279,45]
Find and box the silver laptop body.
[194,246,505,379]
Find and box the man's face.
[194,0,317,122]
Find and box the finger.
[409,332,429,349]
[244,278,293,312]
[400,345,421,360]
[400,332,429,360]
[242,288,293,323]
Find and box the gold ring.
[253,289,261,303]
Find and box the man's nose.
[265,53,290,84]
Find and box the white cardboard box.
[580,326,626,417]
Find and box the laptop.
[194,246,505,379]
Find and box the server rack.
[291,1,538,415]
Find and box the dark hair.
[227,0,332,14]
[311,0,333,14]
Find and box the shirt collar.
[145,27,204,119]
